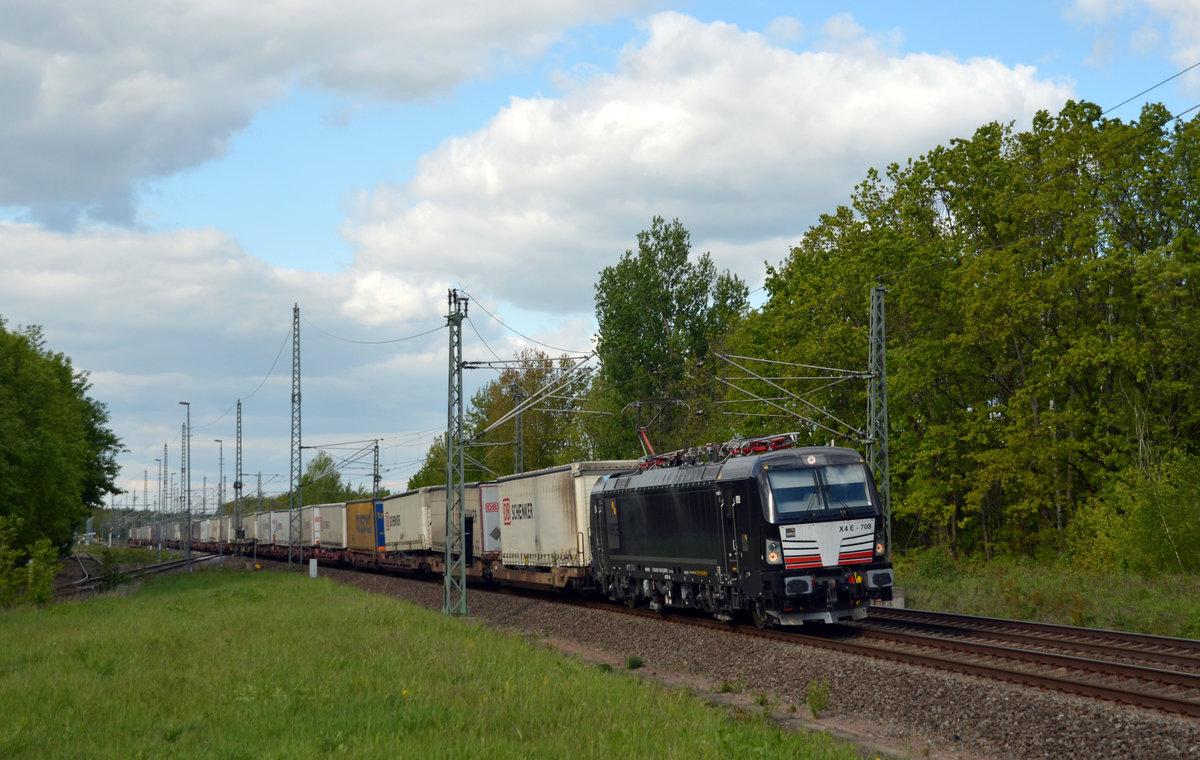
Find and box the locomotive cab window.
[822,464,872,510]
[765,464,875,522]
[765,469,818,514]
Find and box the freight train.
[131,434,893,626]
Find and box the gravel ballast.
[312,565,1200,759]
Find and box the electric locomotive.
[589,434,893,626]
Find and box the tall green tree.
[729,100,1200,565]
[591,216,748,457]
[0,319,123,552]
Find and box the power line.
[193,325,293,430]
[244,325,294,401]
[1103,60,1200,116]
[302,314,443,345]
[465,316,504,362]
[459,290,593,354]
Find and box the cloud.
[343,12,1073,317]
[0,222,328,368]
[1069,0,1200,86]
[342,273,448,327]
[0,0,653,227]
[764,16,805,46]
[816,13,903,57]
[0,219,565,496]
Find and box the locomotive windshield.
[765,463,875,522]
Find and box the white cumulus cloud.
[0,0,653,227]
[343,12,1074,318]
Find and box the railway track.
[552,596,1200,718]
[844,607,1200,718]
[862,607,1200,674]
[53,553,218,600]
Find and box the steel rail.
[861,607,1200,673]
[869,607,1200,654]
[568,598,1200,718]
[53,554,218,598]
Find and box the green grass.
[0,569,863,760]
[895,552,1200,639]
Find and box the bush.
[1069,451,1200,574]
[24,539,58,605]
[0,518,61,608]
[805,679,831,718]
[907,545,957,579]
[96,547,124,591]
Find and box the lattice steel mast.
[181,417,191,570]
[372,440,381,499]
[511,381,524,474]
[868,284,891,558]
[289,303,302,568]
[235,399,244,546]
[444,290,468,615]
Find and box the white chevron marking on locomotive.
[781,519,874,567]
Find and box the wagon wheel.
[751,600,770,629]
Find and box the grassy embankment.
[0,569,863,760]
[895,551,1200,639]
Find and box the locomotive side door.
[589,494,609,577]
[719,486,742,580]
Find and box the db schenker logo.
[502,498,533,525]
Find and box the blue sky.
[137,1,1199,275]
[1,1,1197,512]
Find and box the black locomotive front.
[589,444,893,625]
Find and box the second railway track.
[54,553,220,600]
[548,592,1200,718]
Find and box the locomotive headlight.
[765,539,783,565]
[875,540,886,557]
